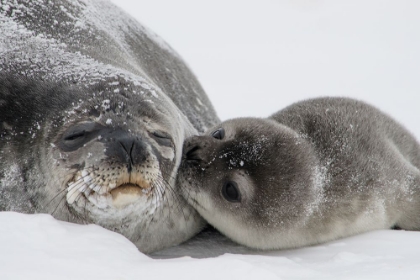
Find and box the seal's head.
[179,118,320,250]
[0,75,205,253]
[53,83,186,212]
[1,0,218,253]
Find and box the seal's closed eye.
[64,130,86,141]
[61,122,102,151]
[151,130,172,147]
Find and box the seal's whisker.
[51,193,67,216]
[151,180,163,209]
[83,190,89,221]
[45,167,80,203]
[154,176,172,207]
[45,187,67,208]
[158,174,189,221]
[47,177,89,217]
[154,176,178,224]
[152,178,173,224]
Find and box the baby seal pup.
[0,0,218,253]
[180,97,420,250]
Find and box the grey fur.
[180,97,420,250]
[0,0,219,253]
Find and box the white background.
[111,0,420,138]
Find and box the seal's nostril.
[103,130,148,173]
[119,141,134,173]
[185,145,202,161]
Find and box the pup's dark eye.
[222,181,241,202]
[152,130,172,147]
[212,128,225,140]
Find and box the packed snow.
[2,0,420,279]
[1,212,420,279]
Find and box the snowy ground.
[1,212,420,279]
[2,0,420,279]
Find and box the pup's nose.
[182,136,213,164]
[184,144,201,162]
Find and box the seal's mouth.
[66,169,154,208]
[109,183,149,208]
[111,183,144,196]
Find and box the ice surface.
[1,212,420,280]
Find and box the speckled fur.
[180,97,420,250]
[0,0,219,253]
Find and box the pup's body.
[179,97,420,250]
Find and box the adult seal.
[180,97,420,250]
[0,0,219,253]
